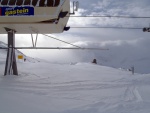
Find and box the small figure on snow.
[92,59,97,64]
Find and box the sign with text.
[0,7,34,16]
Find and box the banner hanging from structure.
[0,7,34,16]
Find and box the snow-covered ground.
[0,41,150,113]
[1,61,150,113]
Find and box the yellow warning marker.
[18,55,23,60]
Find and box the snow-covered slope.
[0,41,150,113]
[69,40,150,74]
[0,61,150,113]
[0,41,39,63]
[0,41,7,63]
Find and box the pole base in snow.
[4,28,18,76]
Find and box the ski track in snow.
[0,61,150,113]
[0,73,143,112]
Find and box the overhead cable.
[70,26,143,29]
[68,15,150,19]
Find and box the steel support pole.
[4,28,18,76]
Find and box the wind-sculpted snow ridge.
[0,61,150,113]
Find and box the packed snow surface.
[0,41,150,113]
[0,61,150,113]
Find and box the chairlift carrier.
[0,0,70,33]
[0,0,72,76]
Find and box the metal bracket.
[30,27,39,47]
[31,33,39,47]
[70,1,79,15]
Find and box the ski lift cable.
[68,15,150,19]
[70,26,143,29]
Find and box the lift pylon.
[4,28,18,76]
